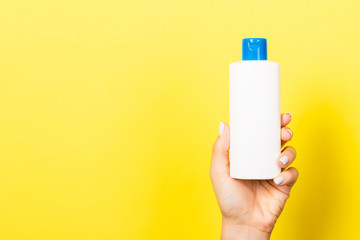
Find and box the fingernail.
[279,156,289,165]
[286,112,292,118]
[286,129,293,136]
[274,176,284,185]
[219,122,225,136]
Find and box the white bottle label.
[229,61,281,179]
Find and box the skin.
[210,113,298,240]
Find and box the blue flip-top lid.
[242,38,267,61]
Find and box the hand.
[210,113,298,240]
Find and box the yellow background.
[0,0,359,239]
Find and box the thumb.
[211,122,230,178]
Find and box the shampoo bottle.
[229,38,281,179]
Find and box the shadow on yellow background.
[292,103,346,239]
[273,69,359,239]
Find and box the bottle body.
[229,60,281,179]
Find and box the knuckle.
[209,166,220,182]
[290,147,297,157]
[284,146,297,157]
[212,140,220,154]
[289,167,299,178]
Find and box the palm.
[216,175,290,231]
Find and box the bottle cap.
[242,38,267,60]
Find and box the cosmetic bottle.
[229,38,281,179]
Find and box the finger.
[277,146,297,169]
[210,122,230,178]
[281,127,293,147]
[273,167,299,187]
[281,112,292,127]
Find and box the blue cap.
[242,38,267,61]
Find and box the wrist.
[221,217,271,240]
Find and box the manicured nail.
[286,112,292,118]
[274,176,284,185]
[286,129,293,136]
[279,156,289,165]
[219,122,225,136]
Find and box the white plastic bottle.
[229,38,281,179]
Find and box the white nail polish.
[279,156,289,165]
[219,122,225,136]
[274,176,284,185]
[286,129,292,136]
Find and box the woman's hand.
[210,113,298,240]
